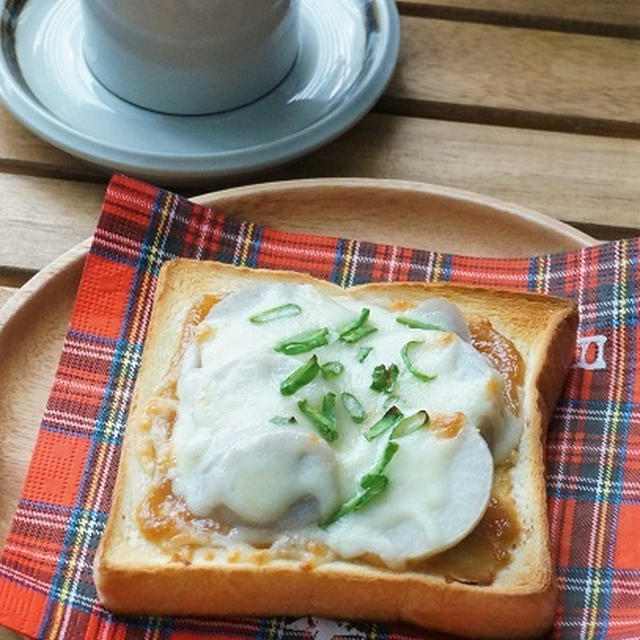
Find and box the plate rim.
[0,177,597,587]
[0,177,596,330]
[192,177,597,247]
[0,0,400,179]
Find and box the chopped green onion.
[354,473,388,504]
[340,325,377,344]
[319,475,389,528]
[320,440,401,527]
[340,392,367,424]
[361,442,399,487]
[370,363,399,393]
[274,328,329,355]
[298,398,338,442]
[370,365,386,390]
[270,415,298,426]
[280,355,320,395]
[339,308,378,344]
[387,365,400,391]
[396,316,443,331]
[383,394,400,410]
[369,364,387,391]
[320,444,398,527]
[322,392,337,428]
[357,346,373,362]
[250,303,302,324]
[364,406,404,441]
[391,410,429,439]
[320,361,344,379]
[338,308,369,336]
[401,341,437,382]
[319,495,359,528]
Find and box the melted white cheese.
[171,282,521,568]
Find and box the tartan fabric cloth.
[0,174,638,640]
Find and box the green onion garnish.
[383,394,400,410]
[320,444,398,528]
[322,392,337,428]
[339,308,378,344]
[361,441,399,487]
[357,473,388,503]
[340,325,377,343]
[298,397,338,442]
[274,328,329,355]
[401,341,436,382]
[319,494,361,528]
[250,303,302,324]
[339,308,369,336]
[370,365,386,391]
[357,346,373,362]
[364,406,404,441]
[320,361,344,379]
[270,415,298,426]
[396,316,443,331]
[319,475,388,528]
[280,355,320,395]
[391,410,429,439]
[370,363,399,393]
[340,392,367,423]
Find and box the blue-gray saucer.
[0,0,400,181]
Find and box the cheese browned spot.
[391,299,412,311]
[431,412,466,439]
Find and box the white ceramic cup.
[81,0,300,115]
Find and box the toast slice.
[94,260,578,639]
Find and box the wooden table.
[2,0,640,310]
[0,2,639,637]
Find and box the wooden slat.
[384,17,640,133]
[400,1,640,30]
[0,174,106,274]
[0,115,638,277]
[0,107,104,180]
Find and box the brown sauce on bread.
[410,467,520,585]
[174,294,219,356]
[138,479,229,550]
[469,317,524,415]
[138,294,227,552]
[136,296,523,582]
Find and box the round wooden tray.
[0,178,595,639]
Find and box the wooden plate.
[0,178,595,639]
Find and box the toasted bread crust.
[94,261,578,639]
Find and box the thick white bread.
[94,260,578,639]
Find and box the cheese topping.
[171,283,522,568]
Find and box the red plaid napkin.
[0,175,638,640]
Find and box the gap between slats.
[374,99,640,140]
[396,1,640,39]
